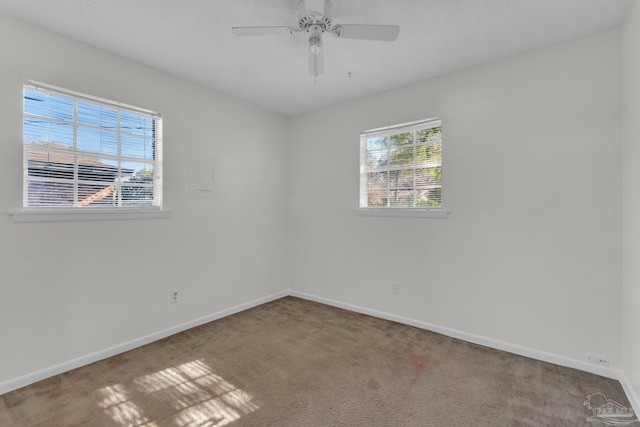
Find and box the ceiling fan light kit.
[231,0,399,80]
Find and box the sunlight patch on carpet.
[97,383,157,427]
[97,359,259,426]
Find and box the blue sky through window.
[24,89,155,172]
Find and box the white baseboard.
[620,371,640,417]
[291,291,640,415]
[288,290,623,380]
[290,291,640,415]
[2,287,638,419]
[0,290,288,395]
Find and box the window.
[359,118,443,213]
[22,82,163,211]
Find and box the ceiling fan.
[231,0,400,79]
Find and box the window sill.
[354,208,451,219]
[9,209,171,223]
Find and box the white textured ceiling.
[0,0,634,116]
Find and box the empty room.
[1,0,639,425]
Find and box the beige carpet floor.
[0,296,633,426]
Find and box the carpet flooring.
[0,296,633,426]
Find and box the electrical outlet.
[170,289,180,303]
[586,352,609,366]
[393,283,401,295]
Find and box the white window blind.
[23,82,163,210]
[360,118,442,209]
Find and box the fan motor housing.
[297,0,333,31]
[298,14,332,31]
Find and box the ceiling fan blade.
[303,0,326,17]
[231,26,294,36]
[308,47,325,77]
[333,24,400,42]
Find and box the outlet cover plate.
[586,352,609,366]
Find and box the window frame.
[356,118,450,219]
[12,81,168,223]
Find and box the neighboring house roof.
[27,147,134,178]
[26,143,134,206]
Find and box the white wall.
[0,9,631,399]
[288,28,622,367]
[0,15,288,385]
[622,0,640,407]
